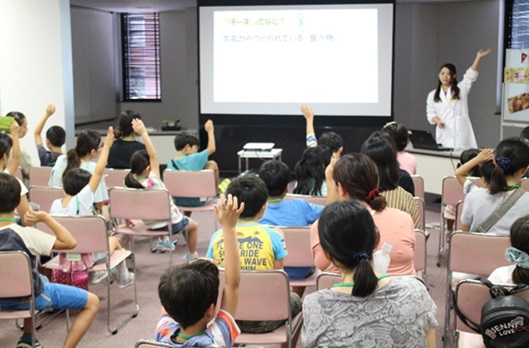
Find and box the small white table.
[237,148,283,173]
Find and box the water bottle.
[373,242,393,273]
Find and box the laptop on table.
[408,129,453,151]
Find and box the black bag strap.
[170,159,180,170]
[453,278,494,333]
[477,188,525,233]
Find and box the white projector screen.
[199,3,394,117]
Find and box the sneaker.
[16,338,43,348]
[156,237,175,251]
[89,270,108,284]
[117,271,135,289]
[183,252,199,261]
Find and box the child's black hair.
[489,138,529,194]
[259,160,290,197]
[0,132,13,159]
[360,131,400,192]
[115,110,142,139]
[0,173,21,213]
[64,130,101,178]
[318,200,378,297]
[226,174,268,218]
[382,122,410,152]
[293,145,330,196]
[318,132,343,153]
[62,168,92,196]
[124,150,150,189]
[479,161,494,184]
[158,259,219,329]
[173,134,199,151]
[6,111,26,126]
[46,126,66,147]
[458,148,480,177]
[510,216,529,284]
[520,126,529,142]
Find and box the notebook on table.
[243,142,275,151]
[408,129,453,151]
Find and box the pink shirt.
[397,151,417,175]
[310,206,416,276]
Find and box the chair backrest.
[37,215,109,254]
[454,201,465,231]
[163,170,216,198]
[230,270,291,321]
[413,197,426,231]
[316,272,341,290]
[28,186,64,213]
[442,176,465,206]
[411,175,424,200]
[109,187,172,221]
[521,178,529,192]
[29,166,52,187]
[468,177,484,189]
[284,193,327,206]
[0,251,33,299]
[281,227,315,267]
[104,169,128,190]
[449,232,511,277]
[414,229,427,274]
[135,339,173,348]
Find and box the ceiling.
[70,0,197,13]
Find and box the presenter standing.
[426,49,491,149]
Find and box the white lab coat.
[426,68,478,149]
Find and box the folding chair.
[135,339,173,347]
[227,269,303,348]
[443,232,511,344]
[163,169,218,229]
[413,196,426,232]
[28,186,64,213]
[521,178,529,192]
[281,227,321,288]
[39,215,138,334]
[29,166,52,187]
[0,251,40,348]
[414,229,428,287]
[410,174,425,200]
[316,271,341,290]
[454,201,465,232]
[109,187,175,264]
[104,168,128,191]
[437,176,466,266]
[284,193,327,206]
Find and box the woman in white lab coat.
[426,49,491,149]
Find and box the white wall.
[0,0,74,159]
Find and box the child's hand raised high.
[477,148,494,163]
[104,126,115,149]
[45,103,56,117]
[131,118,147,136]
[214,194,244,230]
[9,118,20,136]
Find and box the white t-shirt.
[489,265,516,285]
[3,169,28,196]
[50,185,94,217]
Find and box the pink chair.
[443,231,511,344]
[29,166,52,187]
[411,174,425,200]
[438,176,466,266]
[28,186,64,213]
[454,201,465,232]
[0,251,40,347]
[414,229,428,287]
[109,187,175,263]
[104,168,128,191]
[281,227,321,288]
[135,339,173,347]
[316,271,341,290]
[521,178,529,192]
[284,193,327,206]
[227,269,302,348]
[38,215,138,334]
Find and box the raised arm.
[455,148,493,186]
[25,211,77,250]
[301,104,317,147]
[6,121,20,175]
[34,103,56,147]
[132,119,160,177]
[89,127,114,192]
[205,120,216,155]
[470,49,492,72]
[215,194,244,316]
[325,157,339,205]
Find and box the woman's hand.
[432,116,445,128]
[476,49,492,59]
[131,118,147,136]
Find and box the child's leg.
[108,236,123,255]
[205,160,219,191]
[63,292,99,348]
[184,218,198,254]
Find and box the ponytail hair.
[293,145,331,196]
[360,131,400,192]
[124,150,150,189]
[433,63,460,102]
[333,153,386,211]
[318,201,378,297]
[115,110,142,139]
[63,130,101,178]
[488,138,529,194]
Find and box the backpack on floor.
[454,279,529,348]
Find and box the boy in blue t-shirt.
[166,120,218,207]
[155,194,243,347]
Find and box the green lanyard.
[177,329,206,340]
[267,198,283,204]
[332,274,390,288]
[0,217,17,224]
[508,184,520,190]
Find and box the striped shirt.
[381,186,420,229]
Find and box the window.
[121,13,161,100]
[506,0,529,48]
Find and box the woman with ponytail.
[49,130,108,211]
[302,200,437,347]
[107,110,146,169]
[310,153,416,276]
[461,138,529,234]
